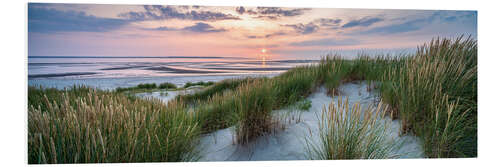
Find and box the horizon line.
[28,56,254,59]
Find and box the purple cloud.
[119,5,240,22]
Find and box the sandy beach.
[137,81,425,161]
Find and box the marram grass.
[233,79,276,144]
[377,36,477,157]
[307,97,400,159]
[28,86,200,164]
[185,36,476,157]
[309,36,476,158]
[28,36,477,163]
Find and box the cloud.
[282,18,342,35]
[28,4,130,33]
[359,11,476,35]
[435,10,477,23]
[235,6,258,15]
[284,23,319,34]
[342,17,383,28]
[235,6,310,20]
[359,13,436,34]
[254,15,280,20]
[289,38,360,47]
[182,22,226,32]
[146,22,226,33]
[361,19,424,34]
[256,7,310,17]
[147,26,178,31]
[246,32,287,39]
[242,44,280,49]
[235,6,245,15]
[119,5,240,22]
[314,18,342,28]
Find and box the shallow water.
[28,57,314,90]
[135,87,203,104]
[28,74,277,90]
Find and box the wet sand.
[100,66,149,70]
[28,72,99,79]
[145,66,229,74]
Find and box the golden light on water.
[260,48,268,67]
[261,56,267,67]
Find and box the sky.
[27,3,477,60]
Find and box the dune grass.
[159,82,177,89]
[233,79,276,144]
[115,82,177,93]
[137,83,157,89]
[28,36,476,163]
[271,65,321,107]
[183,36,476,155]
[376,36,477,157]
[183,81,215,88]
[193,76,315,144]
[307,97,399,159]
[177,77,254,104]
[313,36,477,158]
[294,98,312,111]
[28,86,200,164]
[177,65,323,134]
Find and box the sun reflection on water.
[260,48,269,67]
[261,56,267,67]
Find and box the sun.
[261,48,267,53]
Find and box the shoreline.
[27,72,99,79]
[27,73,280,90]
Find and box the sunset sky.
[28,3,477,60]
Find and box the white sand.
[136,81,425,160]
[197,81,425,161]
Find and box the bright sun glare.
[261,48,267,53]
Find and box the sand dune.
[137,81,425,161]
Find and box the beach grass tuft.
[295,98,312,111]
[115,82,177,93]
[177,78,254,104]
[183,81,215,88]
[159,82,177,89]
[307,97,399,159]
[233,79,276,144]
[377,36,477,157]
[28,86,200,163]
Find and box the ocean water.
[28,56,317,90]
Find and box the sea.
[27,56,318,90]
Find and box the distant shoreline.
[28,72,99,79]
[28,56,250,59]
